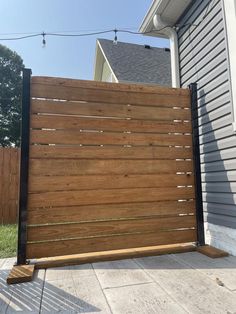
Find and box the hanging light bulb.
[42,32,46,48]
[113,29,118,45]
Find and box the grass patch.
[0,224,17,258]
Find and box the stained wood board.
[34,244,196,269]
[197,245,229,258]
[7,264,35,284]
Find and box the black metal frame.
[17,68,32,265]
[189,83,205,246]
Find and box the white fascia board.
[222,0,236,132]
[97,41,119,83]
[93,40,101,80]
[139,0,192,36]
[139,0,169,37]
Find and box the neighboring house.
[94,38,171,86]
[140,0,236,255]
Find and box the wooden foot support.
[35,244,196,269]
[197,245,229,258]
[7,264,35,285]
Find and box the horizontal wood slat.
[31,79,190,108]
[34,244,197,269]
[27,215,196,242]
[29,159,193,176]
[31,129,192,146]
[26,229,197,259]
[27,200,196,224]
[28,187,194,208]
[31,115,191,133]
[31,76,190,96]
[29,174,194,192]
[30,145,193,160]
[31,99,191,121]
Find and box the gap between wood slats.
[29,145,193,160]
[30,129,192,146]
[31,114,192,134]
[27,186,194,208]
[26,229,197,259]
[27,200,196,224]
[27,215,196,242]
[28,173,194,192]
[31,99,191,121]
[29,159,193,176]
[31,76,190,97]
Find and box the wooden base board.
[197,245,229,258]
[34,243,196,269]
[7,264,35,285]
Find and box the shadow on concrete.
[0,268,101,313]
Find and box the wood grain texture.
[0,147,20,224]
[31,76,190,97]
[31,114,191,133]
[27,200,196,224]
[29,159,193,176]
[26,229,197,259]
[30,129,192,146]
[30,145,193,160]
[25,77,195,259]
[29,173,194,192]
[28,187,194,208]
[31,82,190,108]
[197,245,229,258]
[27,215,196,242]
[31,99,191,121]
[7,265,35,285]
[34,244,196,269]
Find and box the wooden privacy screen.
[26,76,196,259]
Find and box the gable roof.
[96,38,171,86]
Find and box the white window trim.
[222,0,236,132]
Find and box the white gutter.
[153,14,180,88]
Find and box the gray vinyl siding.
[177,0,236,229]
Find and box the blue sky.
[0,0,169,79]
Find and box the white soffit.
[139,0,192,37]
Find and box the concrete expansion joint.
[103,280,154,291]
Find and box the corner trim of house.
[221,0,236,133]
[97,41,119,83]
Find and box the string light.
[113,29,118,45]
[42,32,46,48]
[0,1,214,47]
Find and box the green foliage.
[0,224,17,258]
[0,45,24,147]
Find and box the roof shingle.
[98,38,171,86]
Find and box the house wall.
[101,61,116,83]
[177,0,236,255]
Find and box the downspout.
[153,14,180,88]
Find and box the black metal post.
[17,68,32,265]
[189,83,205,246]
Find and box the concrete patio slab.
[135,254,236,314]
[92,259,152,289]
[1,252,236,313]
[104,282,187,314]
[172,251,236,291]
